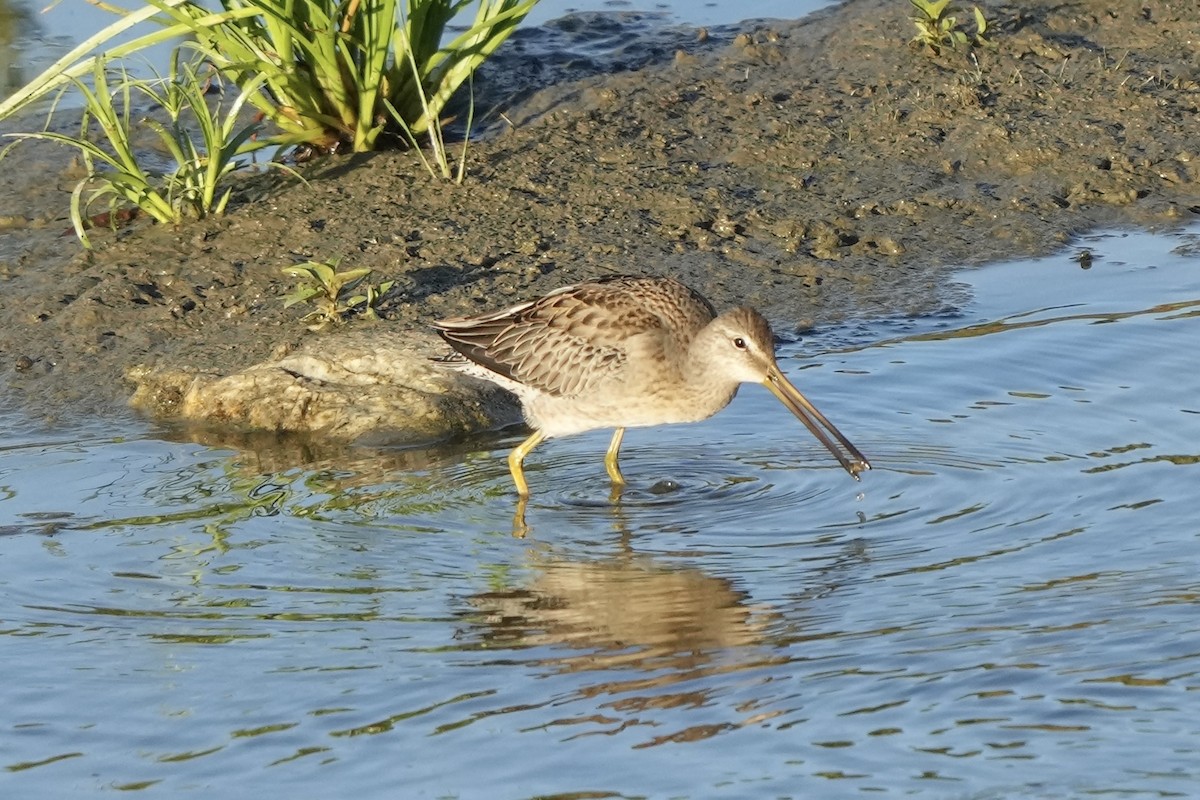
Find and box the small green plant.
[282,258,395,329]
[909,0,991,53]
[0,48,293,246]
[346,276,396,321]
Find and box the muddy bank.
[1,0,1197,438]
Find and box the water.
[2,225,1198,797]
[1,0,834,104]
[526,0,832,27]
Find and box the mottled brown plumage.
[434,276,869,496]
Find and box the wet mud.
[1,0,1197,439]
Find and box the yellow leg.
[507,430,546,497]
[605,427,627,486]
[512,494,530,539]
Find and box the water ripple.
[4,228,1200,797]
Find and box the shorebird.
[433,276,870,496]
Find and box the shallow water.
[526,0,833,27]
[2,225,1199,797]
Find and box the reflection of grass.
[0,1,35,97]
[898,297,1200,344]
[75,463,291,562]
[6,752,85,773]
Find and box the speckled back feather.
[433,276,718,398]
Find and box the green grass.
[180,0,536,157]
[0,0,538,243]
[0,48,295,246]
[1,0,536,159]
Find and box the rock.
[127,329,520,444]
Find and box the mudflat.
[1,0,1196,440]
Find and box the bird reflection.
[465,557,774,666]
[456,505,800,744]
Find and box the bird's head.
[701,307,872,480]
[700,307,781,384]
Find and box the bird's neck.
[677,342,740,415]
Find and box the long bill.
[763,367,872,480]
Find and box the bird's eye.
[733,337,748,350]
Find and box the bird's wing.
[434,278,707,398]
